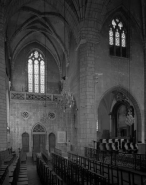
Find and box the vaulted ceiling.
[3,0,107,64]
[6,1,71,75]
[1,0,144,79]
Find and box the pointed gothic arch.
[32,123,46,153]
[22,132,29,152]
[98,86,142,141]
[32,123,46,134]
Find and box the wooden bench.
[0,165,8,185]
[20,152,27,164]
[8,157,20,185]
[52,153,108,185]
[68,152,146,185]
[4,155,15,166]
[17,163,28,185]
[36,154,64,185]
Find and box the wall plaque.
[57,131,66,143]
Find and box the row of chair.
[4,153,15,166]
[17,163,28,185]
[8,151,28,185]
[36,154,64,185]
[85,147,146,171]
[9,156,21,185]
[0,149,16,185]
[97,139,138,153]
[20,152,27,164]
[52,153,108,185]
[0,164,8,185]
[0,148,15,167]
[68,152,146,185]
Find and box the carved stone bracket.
[112,90,129,102]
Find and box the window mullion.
[113,30,116,55]
[120,31,122,57]
[33,60,34,93]
[28,51,45,93]
[109,18,127,58]
[39,61,40,93]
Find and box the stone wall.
[65,0,145,151]
[4,0,146,154]
[10,99,76,154]
[0,7,7,151]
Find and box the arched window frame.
[27,50,46,93]
[109,17,128,58]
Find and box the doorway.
[111,102,135,139]
[33,134,46,152]
[32,124,46,152]
[22,132,29,152]
[49,133,56,153]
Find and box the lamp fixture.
[7,126,10,133]
[125,106,135,126]
[58,91,75,110]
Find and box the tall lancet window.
[28,50,45,93]
[109,18,127,57]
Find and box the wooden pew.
[20,151,27,164]
[52,153,109,185]
[68,152,146,185]
[8,156,20,185]
[36,154,64,185]
[0,165,8,185]
[17,163,28,185]
[8,154,28,185]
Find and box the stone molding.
[10,91,62,102]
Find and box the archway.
[98,87,141,141]
[22,132,29,152]
[111,99,135,139]
[49,133,56,153]
[32,124,46,153]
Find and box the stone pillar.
[77,41,97,154]
[144,38,146,143]
[0,6,7,151]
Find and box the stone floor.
[27,157,42,185]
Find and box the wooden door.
[33,135,40,152]
[49,133,56,153]
[40,135,46,151]
[22,133,29,152]
[33,134,46,152]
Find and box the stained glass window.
[109,18,127,57]
[115,29,120,46]
[109,28,114,45]
[122,31,126,47]
[28,51,45,93]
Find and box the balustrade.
[10,91,61,102]
[85,147,146,171]
[68,151,146,185]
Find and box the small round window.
[48,112,56,120]
[22,111,29,119]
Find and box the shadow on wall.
[101,129,110,139]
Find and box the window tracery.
[28,50,45,93]
[109,18,127,57]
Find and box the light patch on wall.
[96,119,99,131]
[40,113,48,124]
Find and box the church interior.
[0,0,146,184]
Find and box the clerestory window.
[109,18,127,57]
[28,50,45,93]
